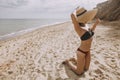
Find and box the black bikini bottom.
[77,48,89,55]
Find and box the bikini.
[81,29,94,41]
[77,29,94,54]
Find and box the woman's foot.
[69,58,76,62]
[69,58,77,65]
[62,59,69,64]
[62,58,77,65]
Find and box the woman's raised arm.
[90,18,101,31]
[71,13,83,33]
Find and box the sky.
[0,0,107,19]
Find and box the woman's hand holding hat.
[96,18,101,24]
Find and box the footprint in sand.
[94,60,99,65]
[94,69,103,74]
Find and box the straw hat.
[76,7,98,24]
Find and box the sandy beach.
[0,21,120,80]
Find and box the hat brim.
[76,9,98,24]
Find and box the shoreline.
[0,20,70,41]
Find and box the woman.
[63,7,100,75]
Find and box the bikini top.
[81,29,94,41]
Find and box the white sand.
[0,21,120,80]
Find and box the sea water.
[0,19,67,37]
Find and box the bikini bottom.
[77,48,89,55]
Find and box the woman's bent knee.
[75,69,84,75]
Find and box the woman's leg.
[76,51,85,74]
[66,51,85,75]
[84,51,91,71]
